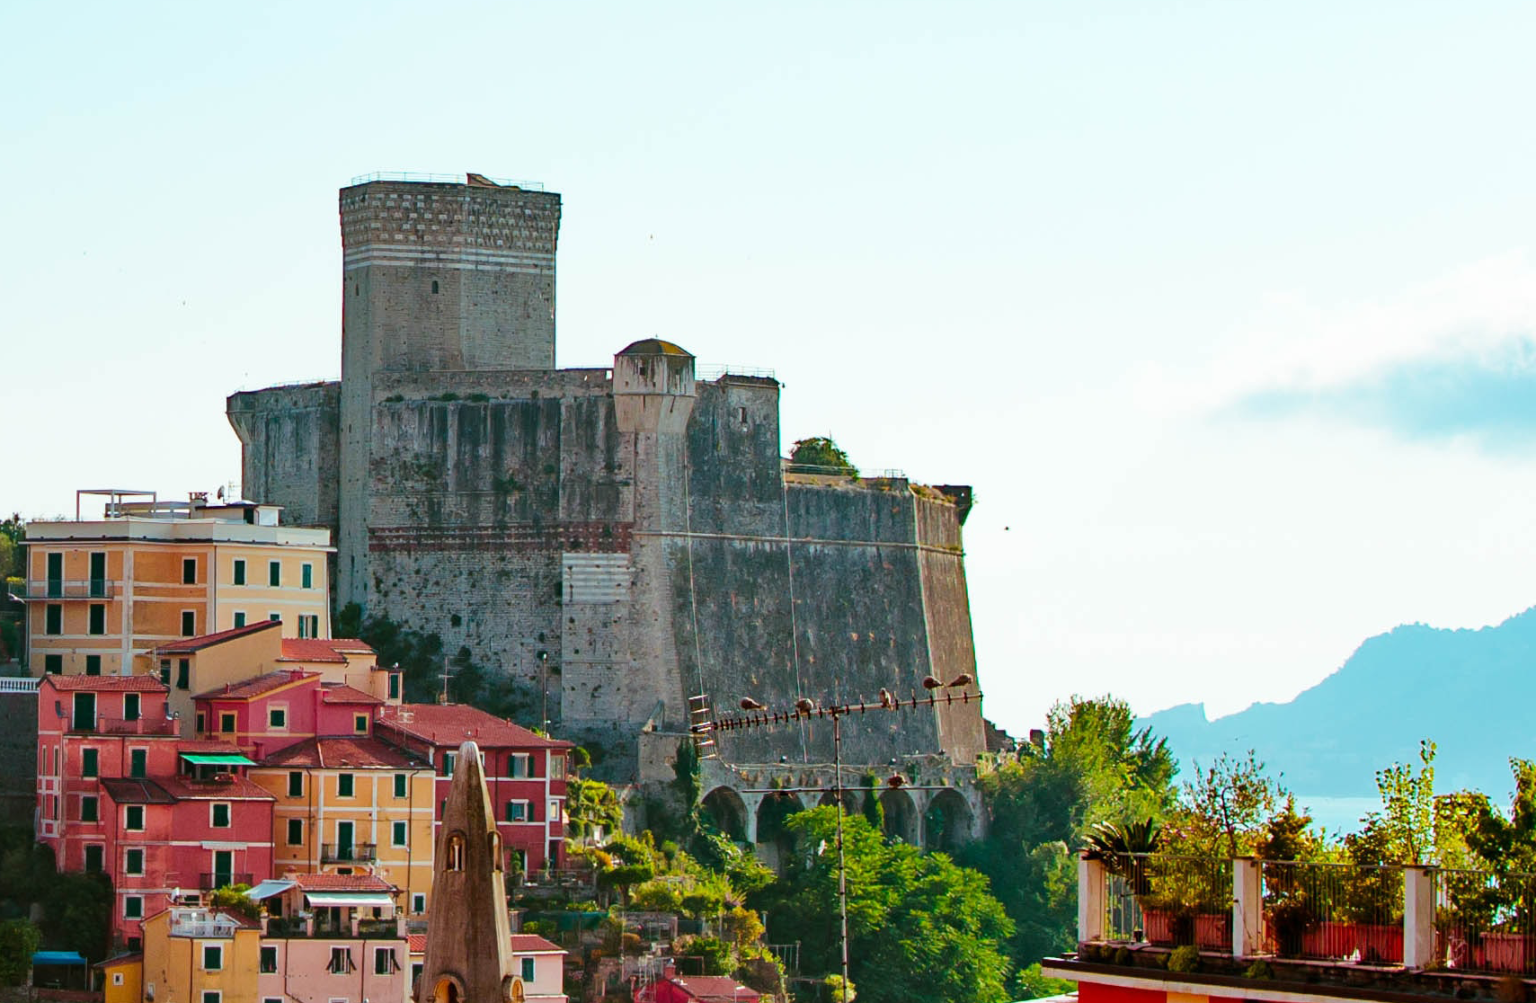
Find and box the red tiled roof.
[259,737,424,770]
[154,773,274,801]
[294,872,394,892]
[376,704,570,750]
[154,620,280,654]
[193,670,314,701]
[508,934,564,954]
[407,934,426,954]
[42,675,167,692]
[322,684,382,705]
[100,779,176,804]
[279,638,374,663]
[177,740,245,755]
[664,975,760,1002]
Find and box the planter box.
[1143,908,1228,948]
[1143,907,1178,947]
[1196,912,1232,951]
[1481,932,1534,973]
[1353,923,1403,965]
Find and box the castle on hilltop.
[228,173,986,837]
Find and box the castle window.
[738,407,748,426]
[446,831,466,871]
[431,279,439,294]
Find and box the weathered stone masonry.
[228,176,986,834]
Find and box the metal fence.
[1435,867,1536,974]
[1261,859,1404,963]
[1096,852,1234,949]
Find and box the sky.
[6,1,1536,738]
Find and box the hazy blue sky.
[7,1,1536,736]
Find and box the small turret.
[613,338,696,435]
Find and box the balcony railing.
[19,580,117,600]
[320,843,376,864]
[1078,851,1536,978]
[170,919,241,939]
[198,873,253,891]
[93,716,179,736]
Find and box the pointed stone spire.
[417,740,516,1003]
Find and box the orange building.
[21,490,332,678]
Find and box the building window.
[337,773,354,797]
[220,713,236,734]
[80,796,98,823]
[374,947,397,975]
[125,805,144,831]
[81,748,98,778]
[393,773,406,799]
[269,707,287,729]
[202,993,220,1003]
[522,957,535,982]
[548,799,561,823]
[302,563,313,589]
[550,753,565,779]
[446,832,466,871]
[112,974,123,987]
[88,605,106,635]
[506,801,527,822]
[233,559,246,586]
[181,610,195,636]
[509,753,529,778]
[354,714,367,734]
[431,279,439,294]
[203,945,222,971]
[84,655,101,676]
[211,803,231,828]
[196,712,205,734]
[233,611,246,628]
[388,673,400,700]
[177,659,190,690]
[183,558,197,585]
[287,771,302,797]
[287,818,303,845]
[411,893,425,914]
[84,844,103,872]
[299,614,319,638]
[129,748,147,779]
[327,947,352,974]
[124,693,140,721]
[44,654,61,674]
[269,561,281,587]
[44,604,61,635]
[159,659,171,684]
[392,821,407,847]
[125,849,144,875]
[124,896,142,919]
[269,613,280,622]
[260,946,277,974]
[412,962,424,988]
[442,752,455,777]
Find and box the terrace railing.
[321,843,376,864]
[1434,867,1536,976]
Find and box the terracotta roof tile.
[154,620,280,654]
[294,872,394,892]
[193,670,314,701]
[259,737,425,770]
[407,934,426,954]
[176,740,246,755]
[42,675,167,693]
[153,773,274,801]
[508,934,564,954]
[279,638,373,663]
[376,704,570,750]
[664,976,760,1002]
[100,779,176,804]
[322,684,383,705]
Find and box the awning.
[303,891,394,908]
[247,879,296,901]
[181,753,257,766]
[32,952,86,967]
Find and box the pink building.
[193,669,383,760]
[254,872,409,1003]
[100,765,274,948]
[375,704,572,874]
[35,675,179,868]
[637,964,759,1003]
[406,933,567,1003]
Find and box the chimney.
[663,962,676,980]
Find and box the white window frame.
[124,895,143,919]
[269,704,288,730]
[548,799,561,823]
[509,753,530,778]
[210,802,232,828]
[392,820,408,847]
[411,893,426,914]
[233,558,246,586]
[202,943,223,971]
[507,800,529,822]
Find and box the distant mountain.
[1137,606,1536,802]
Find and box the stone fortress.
[228,173,987,846]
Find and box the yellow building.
[141,906,262,1003]
[96,951,143,1003]
[248,737,438,917]
[22,490,332,678]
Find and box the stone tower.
[416,740,517,1003]
[337,175,562,606]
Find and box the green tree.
[0,919,39,986]
[1370,739,1440,865]
[757,806,1014,1003]
[789,437,858,476]
[566,777,622,840]
[959,696,1177,972]
[1173,749,1285,859]
[208,884,259,921]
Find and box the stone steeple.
[416,740,517,1003]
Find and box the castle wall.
[226,382,341,531]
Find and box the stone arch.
[817,789,855,811]
[878,787,919,844]
[701,786,749,843]
[433,973,465,1003]
[755,792,804,849]
[923,788,976,851]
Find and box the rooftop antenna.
[439,658,454,705]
